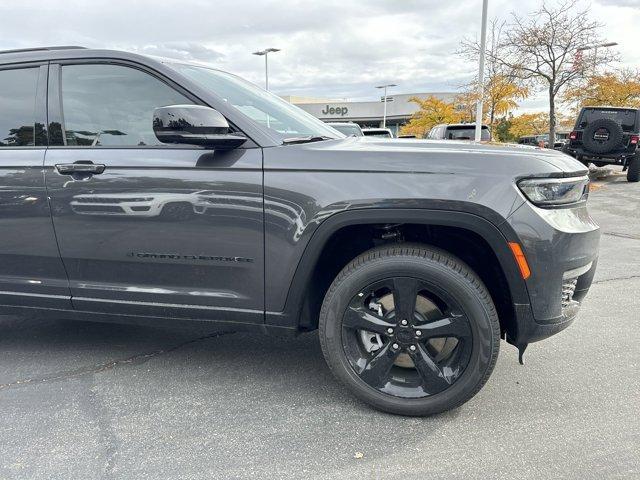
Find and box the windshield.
[445,126,490,141]
[363,130,392,138]
[169,63,342,142]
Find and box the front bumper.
[505,200,600,345]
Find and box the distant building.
[283,92,459,136]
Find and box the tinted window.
[362,130,392,138]
[0,68,39,147]
[445,126,490,141]
[60,64,192,146]
[578,109,637,131]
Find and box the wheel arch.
[266,208,530,341]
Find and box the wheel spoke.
[343,306,395,334]
[392,277,419,323]
[358,343,400,388]
[414,313,471,340]
[409,343,451,394]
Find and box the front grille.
[561,278,578,308]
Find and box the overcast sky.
[2,0,638,112]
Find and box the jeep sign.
[321,105,349,116]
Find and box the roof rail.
[0,46,87,55]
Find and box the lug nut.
[400,319,408,326]
[387,328,394,334]
[392,343,399,350]
[409,345,417,352]
[415,330,422,337]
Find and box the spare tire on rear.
[582,118,624,154]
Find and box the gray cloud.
[0,0,637,105]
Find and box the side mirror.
[153,105,247,150]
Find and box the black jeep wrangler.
[0,47,600,416]
[563,106,640,182]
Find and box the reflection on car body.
[70,192,198,218]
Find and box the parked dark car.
[326,122,364,137]
[518,133,569,150]
[563,106,640,182]
[426,123,491,141]
[0,47,599,416]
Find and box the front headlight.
[517,176,589,207]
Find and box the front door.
[44,62,264,323]
[0,64,71,310]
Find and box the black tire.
[319,244,500,416]
[627,155,640,182]
[582,118,624,154]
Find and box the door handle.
[55,161,106,175]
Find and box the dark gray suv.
[0,47,600,416]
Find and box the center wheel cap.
[395,328,414,344]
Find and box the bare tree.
[492,0,616,143]
[459,20,528,129]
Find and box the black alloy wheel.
[319,244,500,416]
[341,277,473,398]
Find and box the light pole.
[252,48,281,90]
[474,0,489,142]
[577,41,618,75]
[375,83,397,129]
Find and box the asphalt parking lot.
[0,169,638,480]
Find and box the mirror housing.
[153,105,247,150]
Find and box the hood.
[280,137,588,178]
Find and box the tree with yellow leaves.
[564,69,640,111]
[508,113,549,139]
[458,75,528,128]
[399,96,463,138]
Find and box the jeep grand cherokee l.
[0,47,600,416]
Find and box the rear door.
[44,61,264,323]
[0,63,71,310]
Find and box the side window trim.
[47,59,256,149]
[35,64,48,147]
[47,63,64,146]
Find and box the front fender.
[265,207,531,337]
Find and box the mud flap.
[517,343,528,365]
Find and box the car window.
[330,124,362,136]
[578,109,637,131]
[170,63,341,142]
[0,68,39,147]
[445,126,490,141]
[60,64,193,147]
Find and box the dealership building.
[281,92,458,136]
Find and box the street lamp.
[474,0,489,142]
[577,41,618,53]
[577,42,618,75]
[375,83,397,129]
[252,48,281,90]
